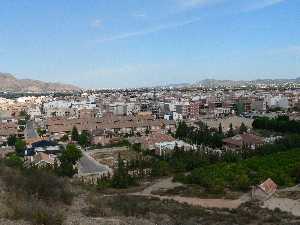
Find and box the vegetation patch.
[84,195,300,225]
[0,163,73,225]
[178,149,300,192]
[151,185,242,199]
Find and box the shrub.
[5,194,64,225]
[0,166,73,205]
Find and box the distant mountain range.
[0,73,80,93]
[195,77,300,88]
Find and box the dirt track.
[132,177,248,209]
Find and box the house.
[0,121,18,137]
[137,133,176,150]
[29,139,62,154]
[31,152,56,167]
[252,178,278,200]
[46,114,176,135]
[155,140,192,156]
[130,133,192,156]
[91,128,119,146]
[223,133,264,150]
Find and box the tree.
[111,153,134,188]
[7,135,17,146]
[37,128,46,137]
[227,123,235,137]
[78,131,91,147]
[235,102,244,115]
[218,123,223,134]
[19,110,30,121]
[151,160,170,177]
[60,144,82,165]
[15,139,26,155]
[57,144,82,177]
[175,121,188,139]
[71,126,79,141]
[291,163,300,183]
[131,143,142,152]
[209,133,223,148]
[145,127,150,135]
[4,154,24,168]
[18,119,27,126]
[60,134,69,142]
[239,122,248,134]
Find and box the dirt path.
[263,185,300,216]
[137,177,183,195]
[132,177,248,209]
[263,197,300,216]
[142,194,243,209]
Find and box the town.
[1,0,300,224]
[0,81,300,224]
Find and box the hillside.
[0,73,80,92]
[0,164,299,225]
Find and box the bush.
[0,166,73,205]
[4,154,24,168]
[57,144,82,177]
[6,195,64,225]
[0,164,72,225]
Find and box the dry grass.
[4,194,64,225]
[151,185,242,200]
[83,195,300,225]
[0,165,73,225]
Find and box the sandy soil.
[137,177,183,195]
[263,197,300,216]
[263,186,300,217]
[132,177,248,209]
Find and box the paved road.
[24,120,39,139]
[78,151,111,175]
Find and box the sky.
[0,0,299,88]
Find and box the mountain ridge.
[195,77,300,88]
[0,72,80,92]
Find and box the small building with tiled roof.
[252,178,278,201]
[30,152,56,168]
[223,133,264,150]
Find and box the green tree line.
[252,115,300,133]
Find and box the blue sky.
[0,0,299,88]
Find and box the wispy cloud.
[91,19,102,28]
[176,0,287,11]
[176,0,226,9]
[243,0,286,11]
[95,17,202,43]
[93,0,288,43]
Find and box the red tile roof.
[223,133,264,148]
[258,178,277,194]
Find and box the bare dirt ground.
[136,177,183,195]
[263,197,300,217]
[132,177,249,209]
[89,147,137,168]
[263,185,300,216]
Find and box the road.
[78,150,112,175]
[24,120,39,139]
